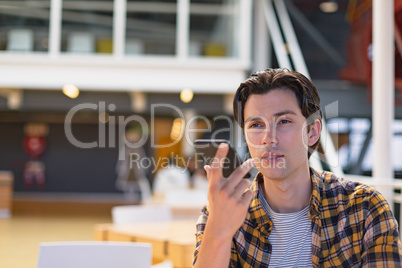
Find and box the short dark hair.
[233,68,322,158]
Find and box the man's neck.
[261,166,312,213]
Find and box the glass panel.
[61,0,114,54]
[126,0,177,56]
[189,0,239,58]
[0,0,51,52]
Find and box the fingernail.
[218,143,228,149]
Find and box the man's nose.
[261,124,278,146]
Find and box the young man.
[193,68,402,267]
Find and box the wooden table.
[94,220,197,268]
[146,190,207,220]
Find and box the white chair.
[37,241,151,268]
[67,32,95,53]
[111,205,172,226]
[7,29,34,51]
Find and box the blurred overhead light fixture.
[99,112,110,124]
[63,84,79,99]
[130,91,147,112]
[319,1,338,13]
[180,88,194,103]
[0,88,22,110]
[8,89,22,110]
[170,118,184,141]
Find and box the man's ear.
[308,119,321,146]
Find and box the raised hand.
[204,143,255,241]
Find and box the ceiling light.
[99,112,110,124]
[63,84,79,99]
[319,1,338,13]
[170,118,184,141]
[180,88,194,103]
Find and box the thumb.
[204,165,211,182]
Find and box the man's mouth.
[260,152,284,164]
[261,152,284,159]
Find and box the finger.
[204,165,211,182]
[239,188,253,206]
[231,179,252,199]
[209,143,229,179]
[226,158,255,189]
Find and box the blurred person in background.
[116,126,152,202]
[152,156,190,197]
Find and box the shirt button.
[263,245,269,252]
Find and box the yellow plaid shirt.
[194,167,402,267]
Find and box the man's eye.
[278,119,290,125]
[249,122,262,128]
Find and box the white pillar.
[372,0,394,203]
[253,0,271,72]
[176,0,189,59]
[113,0,126,58]
[239,0,252,64]
[49,0,62,58]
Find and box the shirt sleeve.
[361,190,402,267]
[193,205,209,267]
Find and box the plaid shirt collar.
[248,166,322,229]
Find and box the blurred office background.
[0,0,401,202]
[1,0,402,267]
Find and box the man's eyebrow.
[273,110,297,117]
[244,115,264,124]
[244,110,298,124]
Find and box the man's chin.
[258,167,287,181]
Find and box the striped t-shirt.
[259,185,312,267]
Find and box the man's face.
[243,89,318,181]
